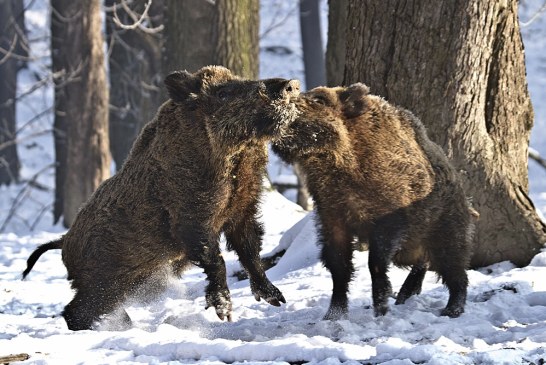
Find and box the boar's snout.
[261,78,300,103]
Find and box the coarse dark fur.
[272,83,474,320]
[22,66,300,330]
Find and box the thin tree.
[0,0,26,185]
[51,0,110,227]
[330,0,546,266]
[105,0,164,170]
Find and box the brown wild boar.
[23,66,300,330]
[272,83,474,320]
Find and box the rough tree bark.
[162,0,259,85]
[51,0,110,227]
[162,0,214,77]
[214,0,259,79]
[0,0,24,185]
[105,0,163,170]
[334,0,546,267]
[325,0,346,86]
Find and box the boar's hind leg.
[62,283,129,331]
[369,212,408,317]
[395,262,427,305]
[320,220,354,321]
[225,218,285,307]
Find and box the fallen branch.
[0,353,30,364]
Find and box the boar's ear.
[164,70,201,103]
[339,83,369,119]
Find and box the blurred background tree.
[0,0,27,186]
[51,0,110,227]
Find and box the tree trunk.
[51,0,110,227]
[214,0,259,79]
[335,0,546,267]
[105,0,163,171]
[0,0,23,185]
[162,0,259,84]
[325,0,346,86]
[300,0,326,89]
[162,0,214,75]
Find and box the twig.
[0,163,55,233]
[30,202,54,231]
[521,0,546,27]
[0,34,20,65]
[0,129,53,152]
[15,107,53,135]
[260,2,299,40]
[112,0,163,33]
[529,149,546,170]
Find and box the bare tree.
[105,0,163,170]
[51,0,110,227]
[330,0,546,266]
[0,0,27,185]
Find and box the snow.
[1,0,546,364]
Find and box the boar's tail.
[21,238,63,279]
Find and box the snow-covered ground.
[1,1,546,364]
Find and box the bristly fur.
[272,83,475,320]
[23,65,300,330]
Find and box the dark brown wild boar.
[273,83,475,320]
[23,65,300,330]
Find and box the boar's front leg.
[224,217,286,307]
[369,211,408,317]
[319,218,354,321]
[180,225,232,321]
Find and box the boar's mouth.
[254,78,301,137]
[259,78,300,104]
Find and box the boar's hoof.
[205,288,233,321]
[441,306,464,318]
[250,279,286,306]
[323,306,348,321]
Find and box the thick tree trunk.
[162,0,214,76]
[163,0,258,83]
[51,0,110,227]
[0,0,22,185]
[214,0,259,79]
[336,0,546,267]
[105,0,163,170]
